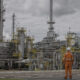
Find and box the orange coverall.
[63,51,74,79]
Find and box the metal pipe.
[50,0,53,23]
[12,13,15,40]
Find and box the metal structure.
[47,0,56,39]
[17,27,25,59]
[66,32,80,69]
[0,0,5,41]
[0,0,80,70]
[33,0,61,70]
[12,13,15,40]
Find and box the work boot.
[69,75,72,79]
[64,76,67,80]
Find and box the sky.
[3,0,80,42]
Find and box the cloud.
[4,0,77,17]
[72,0,80,10]
[3,0,80,42]
[54,0,76,17]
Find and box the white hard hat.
[67,47,71,51]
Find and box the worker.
[63,47,74,79]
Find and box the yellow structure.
[66,32,76,47]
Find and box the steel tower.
[47,0,57,40]
[0,0,5,41]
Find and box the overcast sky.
[3,0,80,42]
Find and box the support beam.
[48,0,55,29]
[12,13,15,40]
[0,0,5,41]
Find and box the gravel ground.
[0,70,79,80]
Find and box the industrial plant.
[0,0,80,71]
